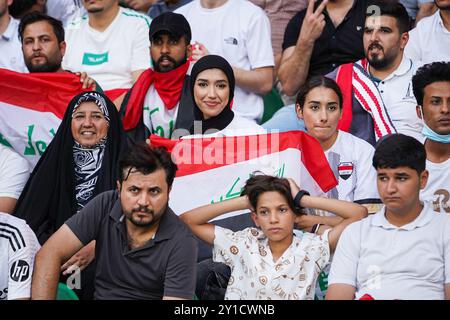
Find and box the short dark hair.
[373,134,426,175]
[412,62,450,107]
[366,0,410,33]
[18,11,65,43]
[241,175,301,215]
[118,142,178,188]
[296,76,343,110]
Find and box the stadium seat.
[56,283,79,300]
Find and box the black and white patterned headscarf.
[14,91,128,244]
[71,93,111,211]
[72,92,111,122]
[73,140,107,211]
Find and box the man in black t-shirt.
[278,0,375,96]
[31,143,197,300]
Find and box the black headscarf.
[189,55,235,134]
[14,91,128,244]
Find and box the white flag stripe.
[169,149,326,220]
[0,102,61,168]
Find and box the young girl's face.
[251,191,298,244]
[296,86,342,148]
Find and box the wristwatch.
[294,190,310,209]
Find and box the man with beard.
[62,0,151,91]
[260,1,421,146]
[18,11,95,88]
[31,142,197,300]
[19,12,66,73]
[405,0,450,64]
[0,0,27,72]
[335,0,422,144]
[120,11,195,141]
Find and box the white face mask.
[418,105,450,144]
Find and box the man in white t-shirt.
[0,212,40,300]
[327,134,450,300]
[405,0,450,65]
[176,0,274,123]
[120,12,195,141]
[412,62,450,214]
[0,0,27,72]
[0,144,29,214]
[62,0,151,91]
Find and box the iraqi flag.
[0,68,126,168]
[150,131,338,221]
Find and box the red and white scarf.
[336,59,396,140]
[122,61,190,130]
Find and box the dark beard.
[152,53,187,73]
[368,55,392,70]
[126,204,166,228]
[129,213,158,227]
[26,60,62,73]
[366,43,396,70]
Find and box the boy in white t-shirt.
[327,134,450,300]
[412,62,450,214]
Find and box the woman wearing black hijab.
[187,55,265,137]
[185,55,265,299]
[14,91,128,299]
